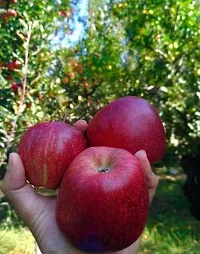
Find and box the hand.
[0,120,158,254]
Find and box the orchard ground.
[0,167,200,254]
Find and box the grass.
[139,171,200,254]
[0,227,35,254]
[0,168,200,253]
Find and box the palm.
[28,195,72,253]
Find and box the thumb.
[135,150,158,189]
[73,119,88,133]
[0,153,42,226]
[135,150,159,204]
[1,153,29,191]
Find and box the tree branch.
[0,21,32,166]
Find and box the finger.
[135,150,151,174]
[73,120,88,133]
[0,153,44,226]
[135,150,157,188]
[135,150,159,204]
[1,153,28,191]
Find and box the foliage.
[0,0,71,168]
[90,0,107,11]
[78,0,200,157]
[0,0,200,172]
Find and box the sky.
[53,0,90,48]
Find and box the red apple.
[7,62,14,70]
[8,9,18,17]
[1,13,9,21]
[56,146,149,252]
[59,11,70,18]
[18,122,87,189]
[87,96,165,164]
[14,60,22,69]
[67,72,75,78]
[10,0,18,4]
[11,82,21,94]
[8,60,22,70]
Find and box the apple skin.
[18,122,87,189]
[86,96,165,164]
[56,146,149,252]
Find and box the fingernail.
[8,153,14,170]
[136,150,146,157]
[142,150,147,158]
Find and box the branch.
[0,21,32,166]
[30,73,42,86]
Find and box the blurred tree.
[0,0,72,168]
[71,0,200,159]
[0,0,200,173]
[90,0,107,10]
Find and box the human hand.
[0,120,158,254]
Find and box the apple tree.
[65,0,200,159]
[0,0,200,173]
[0,0,73,170]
